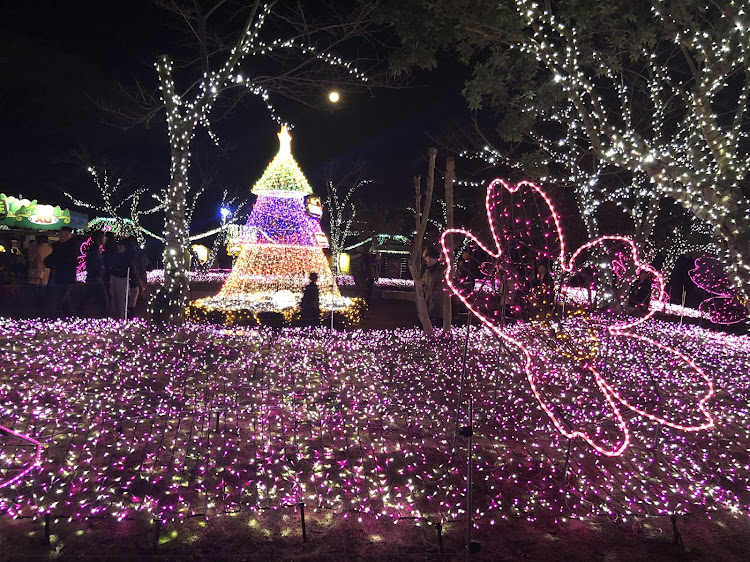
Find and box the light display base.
[187,294,366,327]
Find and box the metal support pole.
[436,522,444,554]
[331,285,335,330]
[562,438,573,485]
[124,267,131,321]
[671,514,684,549]
[465,397,473,561]
[679,288,686,326]
[451,313,472,456]
[153,518,162,550]
[44,514,50,545]
[634,340,663,451]
[494,345,501,413]
[299,502,307,542]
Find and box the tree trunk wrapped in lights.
[189,127,359,325]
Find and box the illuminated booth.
[0,193,88,253]
[0,194,87,231]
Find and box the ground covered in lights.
[1,317,750,560]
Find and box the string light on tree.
[511,0,750,301]
[424,1,750,306]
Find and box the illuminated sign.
[29,214,60,226]
[0,193,87,230]
[306,196,323,217]
[315,232,330,248]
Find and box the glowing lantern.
[192,244,209,264]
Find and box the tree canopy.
[382,0,750,300]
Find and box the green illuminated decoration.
[251,127,313,196]
[0,194,87,231]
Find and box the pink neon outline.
[0,423,43,489]
[440,179,715,457]
[689,256,733,298]
[566,235,666,333]
[689,256,747,325]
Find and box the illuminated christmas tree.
[189,126,358,324]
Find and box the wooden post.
[408,148,438,337]
[443,157,455,331]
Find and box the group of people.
[14,227,150,318]
[421,246,447,324]
[420,245,560,325]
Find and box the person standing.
[351,246,370,300]
[43,226,79,317]
[78,231,109,317]
[28,234,52,306]
[108,239,135,319]
[299,271,321,326]
[422,246,447,325]
[101,233,118,299]
[366,251,382,302]
[125,237,150,317]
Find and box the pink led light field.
[1,318,749,526]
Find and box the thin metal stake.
[153,518,162,550]
[671,514,684,549]
[679,288,686,326]
[652,423,661,451]
[494,345,501,414]
[451,313,472,456]
[437,522,444,554]
[44,514,50,545]
[124,267,130,321]
[330,286,335,330]
[299,502,307,542]
[466,396,473,561]
[562,438,573,484]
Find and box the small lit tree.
[65,166,163,246]
[324,163,370,275]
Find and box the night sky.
[0,1,470,232]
